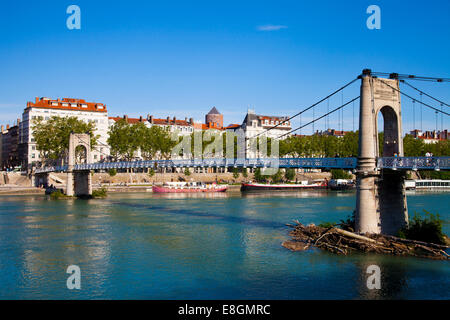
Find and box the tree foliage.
[279,132,359,158]
[32,116,99,165]
[108,120,176,161]
[285,168,296,181]
[279,132,449,158]
[398,210,446,245]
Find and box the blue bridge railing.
[34,156,449,173]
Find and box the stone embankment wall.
[0,172,31,186]
[48,171,333,186]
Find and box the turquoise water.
[0,191,448,299]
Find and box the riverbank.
[0,186,44,195]
[1,171,333,194]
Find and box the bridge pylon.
[355,70,408,235]
[66,133,92,197]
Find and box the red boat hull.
[152,186,228,193]
[241,183,327,191]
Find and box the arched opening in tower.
[377,106,400,157]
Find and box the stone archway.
[68,133,91,167]
[377,105,400,157]
[66,133,92,196]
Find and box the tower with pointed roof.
[205,107,223,128]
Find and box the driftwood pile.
[283,221,450,260]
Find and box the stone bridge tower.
[355,70,408,235]
[66,133,92,197]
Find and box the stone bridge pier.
[355,70,408,235]
[34,172,49,188]
[66,133,92,197]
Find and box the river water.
[0,191,448,299]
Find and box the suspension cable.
[250,77,359,139]
[371,71,450,83]
[402,80,449,107]
[277,96,360,140]
[378,79,450,116]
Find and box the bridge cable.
[379,79,450,116]
[420,92,423,131]
[402,80,450,107]
[341,91,344,133]
[326,98,329,130]
[371,71,450,83]
[276,96,360,140]
[250,77,359,140]
[352,100,355,131]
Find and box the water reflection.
[0,192,448,299]
[353,254,408,299]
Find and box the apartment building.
[20,97,110,168]
[227,109,292,158]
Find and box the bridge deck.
[34,157,450,173]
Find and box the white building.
[20,97,110,168]
[227,109,291,158]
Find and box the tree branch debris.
[283,221,450,260]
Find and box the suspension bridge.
[34,69,449,236]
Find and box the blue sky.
[0,0,449,134]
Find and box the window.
[31,154,35,159]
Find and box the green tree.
[253,168,266,183]
[285,168,296,181]
[403,135,424,156]
[140,125,173,160]
[331,169,352,179]
[271,169,284,184]
[107,119,140,161]
[398,210,446,245]
[341,131,359,157]
[232,168,240,179]
[32,116,98,165]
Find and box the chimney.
[173,116,176,123]
[1,125,3,132]
[139,116,143,122]
[167,116,170,123]
[17,118,20,125]
[124,115,128,122]
[149,116,154,124]
[6,124,10,130]
[189,118,194,125]
[185,117,188,122]
[35,97,39,103]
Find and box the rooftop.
[26,97,107,113]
